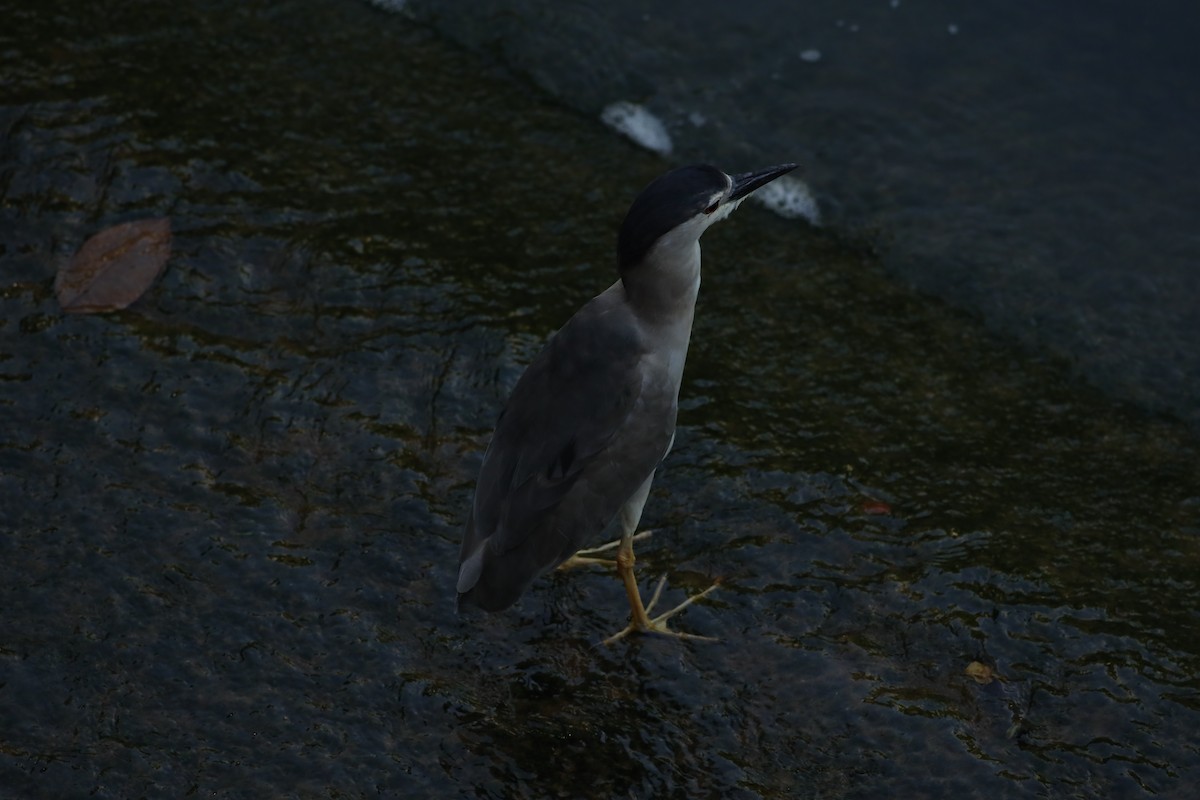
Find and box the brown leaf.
[860,499,892,515]
[965,661,1000,685]
[56,217,172,313]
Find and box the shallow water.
[407,0,1200,432]
[1,1,1198,798]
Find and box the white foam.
[367,0,408,10]
[600,101,673,156]
[750,176,821,225]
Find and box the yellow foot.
[603,575,719,645]
[558,530,654,570]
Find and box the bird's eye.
[704,201,720,215]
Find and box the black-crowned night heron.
[457,162,798,642]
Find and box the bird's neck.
[620,241,702,329]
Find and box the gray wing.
[457,296,673,611]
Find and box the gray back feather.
[457,288,676,610]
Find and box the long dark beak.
[728,163,799,201]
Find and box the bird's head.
[617,163,798,276]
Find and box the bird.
[456,162,798,642]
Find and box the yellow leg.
[602,528,718,645]
[558,530,653,570]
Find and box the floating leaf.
[56,217,172,313]
[860,499,892,515]
[965,661,997,684]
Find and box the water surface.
[1,1,1198,797]
[407,0,1200,431]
